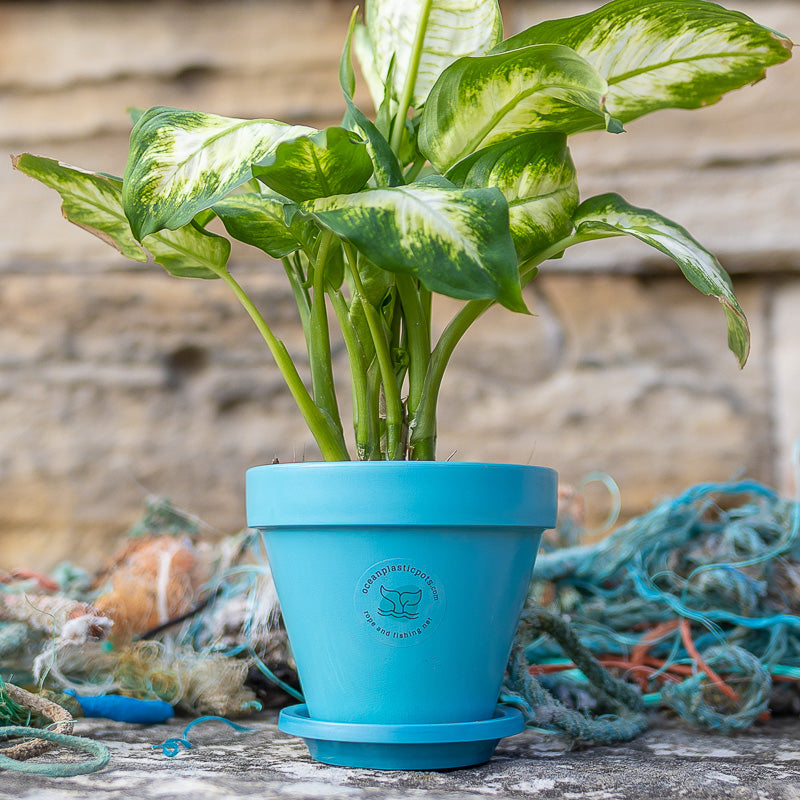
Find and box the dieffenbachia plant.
[14,0,791,461]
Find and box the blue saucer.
[278,704,524,770]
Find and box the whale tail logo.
[377,586,423,619]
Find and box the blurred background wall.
[1,0,798,571]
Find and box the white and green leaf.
[341,108,404,189]
[304,177,526,312]
[144,223,231,280]
[252,127,373,203]
[14,153,148,262]
[573,193,750,366]
[14,153,229,279]
[352,23,392,116]
[418,44,621,173]
[123,106,314,239]
[340,11,405,187]
[493,0,792,124]
[446,132,578,262]
[359,0,503,110]
[212,192,312,258]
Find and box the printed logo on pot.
[355,558,446,647]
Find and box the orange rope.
[679,618,740,704]
[631,619,681,667]
[0,569,60,592]
[527,618,783,722]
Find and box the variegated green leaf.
[352,23,390,115]
[251,127,373,203]
[359,0,503,110]
[212,192,311,258]
[123,106,314,239]
[127,107,146,126]
[446,133,578,262]
[304,177,526,312]
[14,153,148,261]
[144,223,231,279]
[331,4,398,356]
[340,11,405,187]
[493,0,792,124]
[573,193,750,366]
[418,45,620,173]
[14,154,229,279]
[341,107,404,189]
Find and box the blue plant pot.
[246,461,557,769]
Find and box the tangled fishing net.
[1,497,297,723]
[506,477,800,744]
[3,473,800,755]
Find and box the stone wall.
[1,0,798,570]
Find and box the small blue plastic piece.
[153,716,253,757]
[66,691,174,724]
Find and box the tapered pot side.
[246,462,558,728]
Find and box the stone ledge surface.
[4,713,800,800]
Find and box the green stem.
[217,268,349,462]
[328,288,371,460]
[389,293,407,382]
[389,0,434,155]
[410,233,585,460]
[395,274,430,422]
[410,298,490,460]
[282,255,311,350]
[367,361,382,460]
[308,231,343,433]
[404,157,427,184]
[344,244,404,460]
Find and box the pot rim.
[246,461,557,529]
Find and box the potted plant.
[14,0,790,770]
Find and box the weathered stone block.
[773,280,800,495]
[0,0,796,569]
[435,275,772,520]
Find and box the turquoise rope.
[0,726,110,776]
[248,648,304,702]
[529,476,800,733]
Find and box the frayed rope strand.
[529,456,800,733]
[502,606,648,746]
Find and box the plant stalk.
[367,361,383,460]
[308,231,344,435]
[328,287,372,459]
[395,274,430,424]
[282,255,311,349]
[389,0,434,155]
[344,244,404,459]
[410,234,587,460]
[409,297,491,460]
[217,268,349,461]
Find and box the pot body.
[246,462,557,726]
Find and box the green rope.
[0,727,110,776]
[502,606,648,746]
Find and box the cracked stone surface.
[3,713,800,799]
